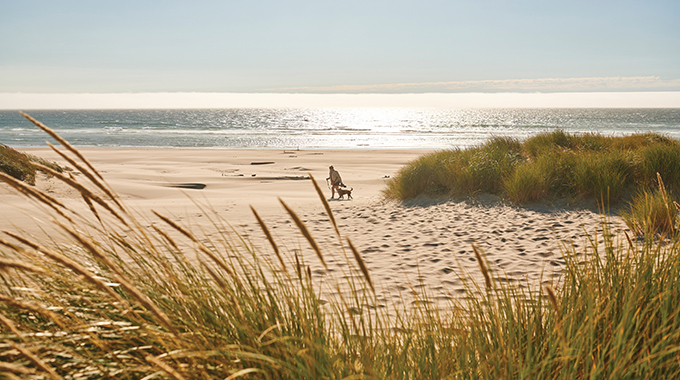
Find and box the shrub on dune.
[620,174,679,238]
[504,162,548,204]
[638,142,680,193]
[386,129,680,208]
[0,143,68,185]
[572,151,633,203]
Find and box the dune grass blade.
[153,210,197,241]
[0,258,46,274]
[55,220,176,333]
[46,142,124,210]
[8,342,63,380]
[145,355,187,380]
[346,237,374,293]
[250,206,284,271]
[0,294,65,329]
[472,243,492,291]
[21,111,104,182]
[1,233,131,311]
[34,163,130,227]
[309,173,341,237]
[279,198,328,270]
[0,361,32,375]
[0,312,26,340]
[0,172,73,222]
[224,368,265,379]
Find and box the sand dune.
[2,148,626,313]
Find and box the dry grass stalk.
[657,172,668,203]
[154,210,198,242]
[77,181,103,223]
[0,258,46,274]
[309,174,340,237]
[0,312,25,341]
[152,224,181,252]
[545,285,568,354]
[0,362,33,376]
[294,252,302,279]
[199,258,245,319]
[1,232,129,309]
[7,341,62,380]
[46,142,124,211]
[145,355,187,380]
[154,210,244,288]
[346,237,374,293]
[279,198,328,270]
[0,172,73,222]
[56,221,176,333]
[197,244,243,288]
[224,368,264,380]
[624,231,636,257]
[251,206,284,271]
[544,285,560,314]
[35,164,129,227]
[472,244,492,290]
[20,111,103,182]
[0,171,65,209]
[0,294,65,330]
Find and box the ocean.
[1,108,679,150]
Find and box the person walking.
[326,165,343,199]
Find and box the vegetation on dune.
[384,130,680,238]
[0,143,68,185]
[1,114,680,378]
[385,130,680,203]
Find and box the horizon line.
[1,91,680,110]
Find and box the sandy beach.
[2,147,626,311]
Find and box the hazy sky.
[1,0,679,96]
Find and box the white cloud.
[268,76,680,93]
[2,91,680,109]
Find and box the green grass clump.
[620,174,680,238]
[385,130,680,207]
[0,143,68,185]
[639,143,680,192]
[3,115,680,378]
[503,160,548,204]
[384,136,523,199]
[571,150,633,202]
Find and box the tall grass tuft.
[2,115,680,378]
[386,129,680,207]
[383,136,523,200]
[0,143,68,185]
[639,143,680,194]
[571,150,633,203]
[620,174,679,238]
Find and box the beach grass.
[620,174,680,238]
[385,129,680,237]
[2,117,680,378]
[0,143,68,185]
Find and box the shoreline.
[3,147,626,311]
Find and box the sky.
[1,0,679,108]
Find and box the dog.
[337,186,353,200]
